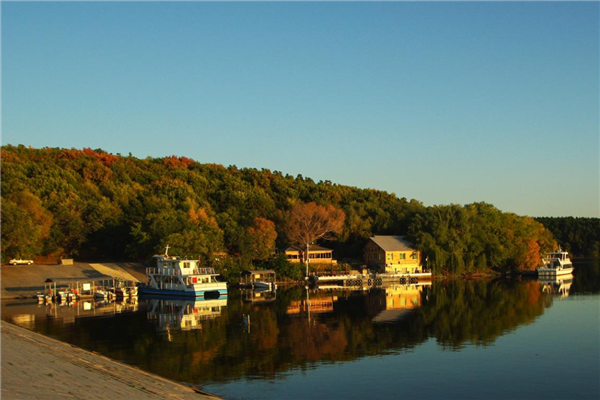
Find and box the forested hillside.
[535,217,600,258]
[1,145,563,275]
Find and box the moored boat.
[239,270,277,291]
[538,248,574,277]
[139,246,227,299]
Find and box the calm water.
[3,261,599,400]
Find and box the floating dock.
[310,272,432,287]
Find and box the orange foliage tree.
[286,202,345,277]
[242,217,278,261]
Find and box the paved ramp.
[1,321,223,400]
[89,263,140,283]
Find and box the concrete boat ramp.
[1,262,224,400]
[1,321,222,400]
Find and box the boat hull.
[252,281,276,290]
[538,267,574,277]
[139,286,228,298]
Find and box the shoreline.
[1,321,224,400]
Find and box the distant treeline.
[0,145,576,276]
[535,217,600,258]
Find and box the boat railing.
[146,267,182,276]
[192,268,216,275]
[146,267,217,276]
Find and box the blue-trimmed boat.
[139,246,227,299]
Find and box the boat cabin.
[543,249,572,268]
[152,254,216,276]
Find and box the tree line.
[2,145,594,276]
[534,217,600,259]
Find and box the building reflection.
[368,282,431,323]
[286,291,337,315]
[285,282,431,321]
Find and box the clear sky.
[2,2,598,218]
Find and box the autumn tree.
[241,217,278,261]
[1,191,53,261]
[286,202,345,278]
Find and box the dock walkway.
[1,321,222,400]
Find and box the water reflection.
[2,262,598,388]
[368,283,431,323]
[146,297,227,334]
[241,287,277,304]
[539,274,573,299]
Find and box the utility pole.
[305,242,310,280]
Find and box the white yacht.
[140,246,227,299]
[538,248,574,277]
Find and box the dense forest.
[1,145,595,276]
[534,217,600,259]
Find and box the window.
[400,253,406,260]
[411,253,419,260]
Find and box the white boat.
[140,246,227,299]
[538,248,574,277]
[94,289,114,300]
[126,286,138,297]
[239,270,277,291]
[108,287,126,298]
[37,292,45,303]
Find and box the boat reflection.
[146,297,227,333]
[539,274,573,299]
[42,296,139,323]
[241,286,277,304]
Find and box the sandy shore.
[1,321,223,400]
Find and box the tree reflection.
[25,279,553,384]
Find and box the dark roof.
[44,276,114,284]
[282,245,333,252]
[369,236,415,252]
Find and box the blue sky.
[2,2,598,217]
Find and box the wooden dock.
[310,272,432,287]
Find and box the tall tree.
[285,202,345,278]
[242,217,278,261]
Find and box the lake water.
[2,260,599,400]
